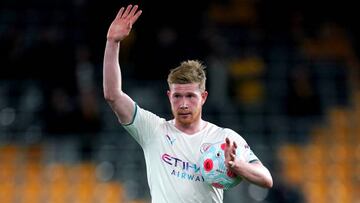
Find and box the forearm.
[102,40,135,124]
[103,40,122,100]
[233,161,273,188]
[102,5,140,124]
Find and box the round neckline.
[168,119,209,136]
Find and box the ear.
[201,91,208,105]
[167,90,171,100]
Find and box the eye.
[216,152,221,157]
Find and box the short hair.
[167,60,207,92]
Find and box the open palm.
[107,5,142,42]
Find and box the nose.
[179,98,188,109]
[180,103,188,109]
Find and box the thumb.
[228,161,236,168]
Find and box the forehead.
[169,83,201,93]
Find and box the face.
[167,83,208,126]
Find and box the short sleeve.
[123,104,165,147]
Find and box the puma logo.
[166,134,176,145]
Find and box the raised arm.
[103,5,142,124]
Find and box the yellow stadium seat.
[304,181,327,203]
[94,182,125,203]
[0,181,15,202]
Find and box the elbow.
[264,178,273,188]
[255,178,273,189]
[248,177,273,189]
[261,166,273,188]
[261,173,273,188]
[253,173,273,189]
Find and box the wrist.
[106,38,120,44]
[106,39,121,49]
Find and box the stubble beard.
[173,109,201,126]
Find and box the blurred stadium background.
[1,0,360,202]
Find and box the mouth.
[177,112,191,116]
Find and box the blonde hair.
[167,60,207,91]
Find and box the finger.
[130,9,142,24]
[233,141,238,149]
[115,7,125,19]
[232,148,236,156]
[225,137,231,146]
[128,5,138,18]
[229,161,235,168]
[231,153,236,159]
[122,4,133,18]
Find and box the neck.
[174,118,207,135]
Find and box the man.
[103,5,272,203]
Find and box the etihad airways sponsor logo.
[161,153,204,182]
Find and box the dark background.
[0,0,359,202]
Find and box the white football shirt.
[123,105,259,203]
